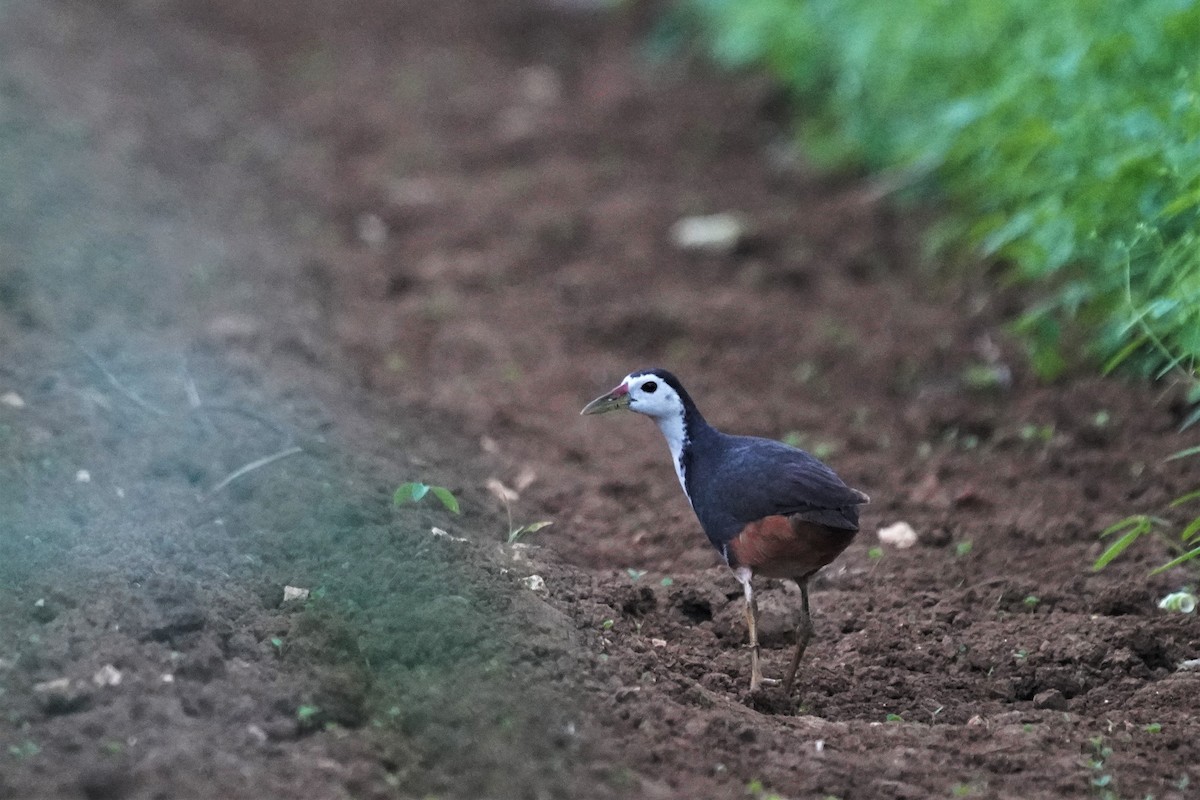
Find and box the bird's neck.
[652,404,710,503]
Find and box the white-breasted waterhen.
[582,368,869,692]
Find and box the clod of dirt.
[1092,584,1153,616]
[148,605,207,642]
[33,677,92,715]
[175,636,227,682]
[31,597,57,623]
[619,586,656,616]
[1032,688,1068,711]
[312,667,370,728]
[78,766,133,800]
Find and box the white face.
[623,372,685,420]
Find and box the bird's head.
[581,368,687,421]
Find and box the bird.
[581,368,869,693]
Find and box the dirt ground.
[2,1,1199,798]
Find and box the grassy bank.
[683,0,1200,383]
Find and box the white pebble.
[521,574,546,593]
[75,470,91,484]
[92,664,122,687]
[282,586,310,603]
[0,391,25,408]
[670,213,746,254]
[877,521,918,549]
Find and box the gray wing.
[710,436,867,532]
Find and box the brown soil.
[2,1,1199,799]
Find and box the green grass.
[680,0,1200,382]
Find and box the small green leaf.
[1143,722,1163,733]
[660,576,674,587]
[1100,514,1151,538]
[1177,516,1200,543]
[297,705,320,721]
[885,713,903,722]
[626,568,647,581]
[429,485,460,514]
[1165,445,1200,462]
[1149,544,1200,575]
[1169,490,1200,508]
[955,540,973,557]
[1093,528,1145,571]
[393,482,427,505]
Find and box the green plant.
[955,540,974,557]
[1085,736,1118,800]
[393,481,461,514]
[486,479,553,544]
[746,779,786,800]
[507,519,553,545]
[1094,446,1200,575]
[297,704,320,722]
[685,0,1200,380]
[8,740,39,759]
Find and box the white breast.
[653,412,691,505]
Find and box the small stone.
[670,213,747,254]
[967,715,985,726]
[356,213,387,247]
[650,638,667,648]
[1033,689,1068,711]
[75,470,91,483]
[31,598,56,624]
[614,686,641,703]
[92,664,122,687]
[33,677,91,714]
[282,586,309,603]
[518,65,562,106]
[877,521,918,549]
[1,391,25,408]
[521,574,546,593]
[430,527,467,542]
[1177,658,1200,671]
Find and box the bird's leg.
[783,578,815,694]
[736,567,766,691]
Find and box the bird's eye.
[642,381,658,393]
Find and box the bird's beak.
[580,383,631,415]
